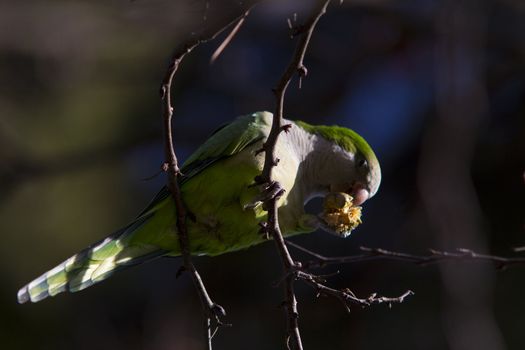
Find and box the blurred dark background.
[1,0,524,349]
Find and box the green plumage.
[18,111,381,304]
[18,112,271,303]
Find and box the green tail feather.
[17,215,167,304]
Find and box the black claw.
[262,181,285,203]
[275,188,286,199]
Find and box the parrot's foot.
[244,180,286,210]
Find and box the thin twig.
[298,270,414,312]
[160,4,254,349]
[210,10,251,64]
[286,241,525,270]
[259,1,331,349]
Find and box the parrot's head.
[329,127,381,206]
[295,120,381,237]
[296,121,381,206]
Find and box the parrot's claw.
[244,180,286,210]
[262,181,286,204]
[243,201,261,211]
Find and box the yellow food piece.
[322,192,362,235]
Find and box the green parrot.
[17,111,381,304]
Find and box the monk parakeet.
[17,111,381,304]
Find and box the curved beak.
[347,182,370,206]
[351,187,370,205]
[329,183,371,206]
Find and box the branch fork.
[158,1,416,349]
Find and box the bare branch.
[159,3,255,349]
[160,2,418,349]
[210,10,251,64]
[298,270,414,311]
[259,1,332,349]
[287,241,525,270]
[262,0,331,184]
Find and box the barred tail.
[17,216,167,304]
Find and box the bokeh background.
[1,0,524,349]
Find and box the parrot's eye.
[357,158,367,169]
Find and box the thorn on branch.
[282,124,293,133]
[287,18,293,30]
[287,13,301,38]
[141,168,164,182]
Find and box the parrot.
[17,111,381,304]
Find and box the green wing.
[182,111,270,176]
[138,111,271,216]
[17,111,272,304]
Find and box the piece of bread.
[321,192,362,236]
